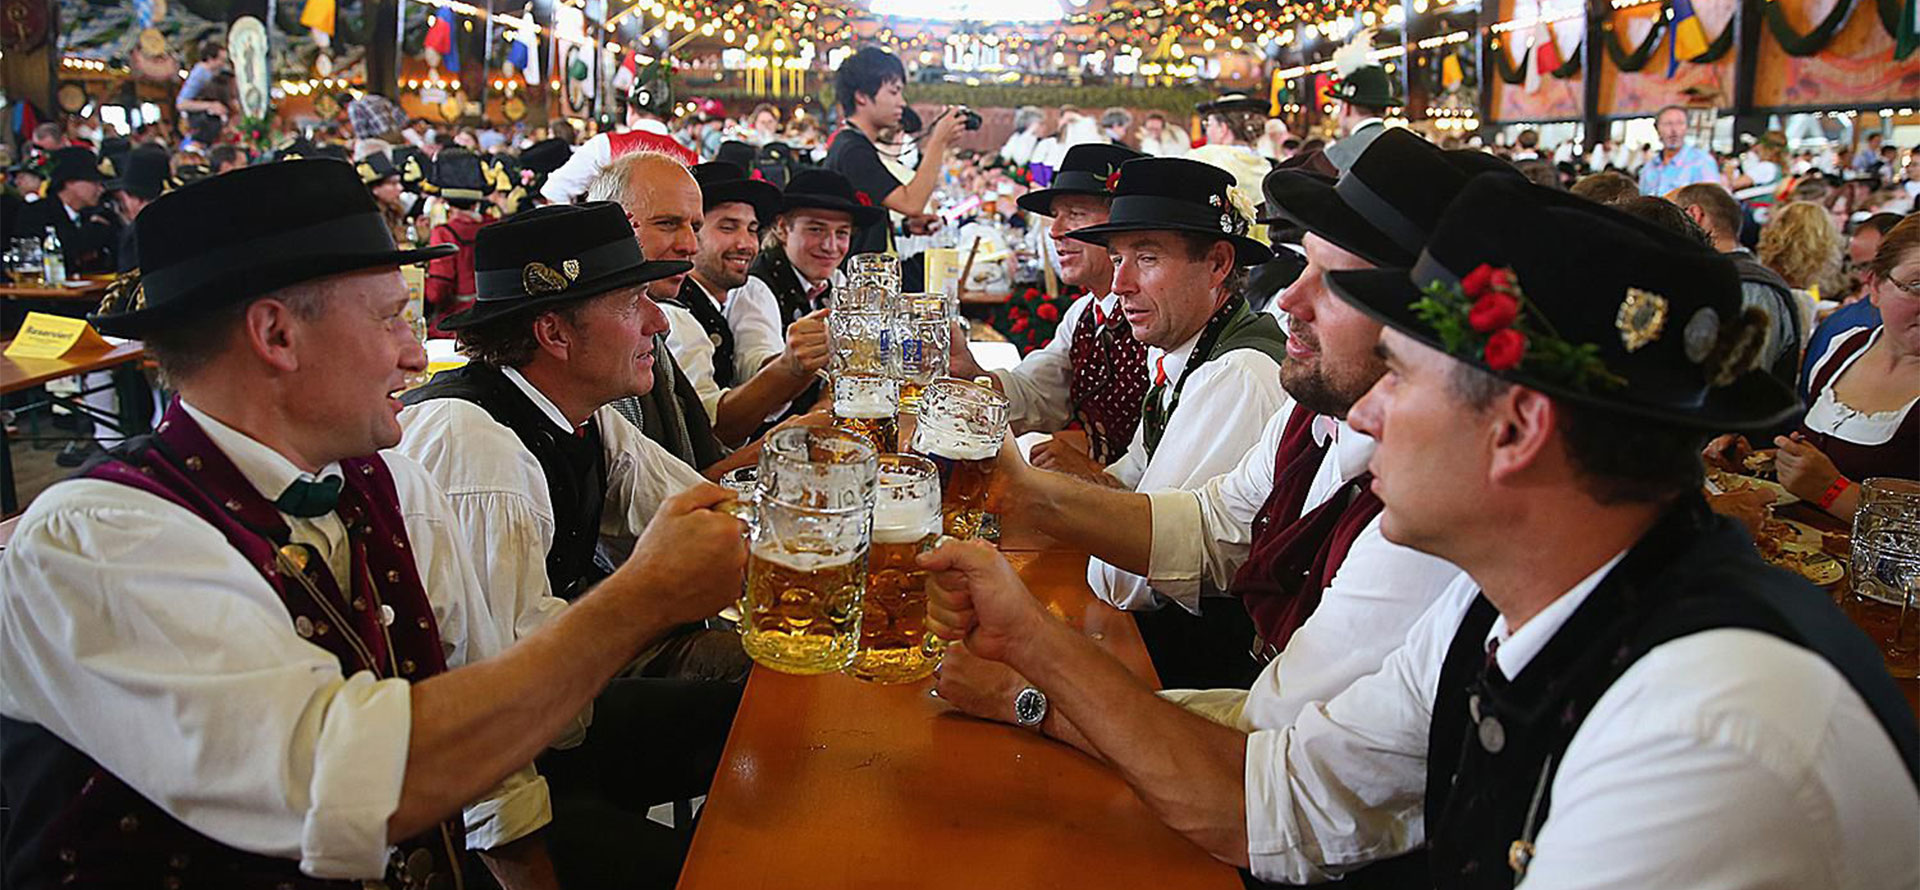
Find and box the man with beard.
[947,143,1152,480]
[659,161,831,447]
[940,130,1500,701]
[922,173,1917,890]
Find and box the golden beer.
[913,434,998,538]
[897,380,927,415]
[909,378,1008,539]
[832,373,901,454]
[741,544,867,675]
[848,454,945,683]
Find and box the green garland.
[1877,0,1916,58]
[1602,9,1671,71]
[1761,0,1857,56]
[1490,33,1584,84]
[702,83,1218,116]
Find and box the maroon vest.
[4,401,465,889]
[1067,296,1150,465]
[1799,327,1920,485]
[1230,407,1385,653]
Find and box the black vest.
[402,362,613,600]
[747,247,826,421]
[1423,500,1919,889]
[661,276,739,389]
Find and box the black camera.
[958,107,982,131]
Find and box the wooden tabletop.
[677,548,1242,890]
[0,279,111,301]
[0,340,146,396]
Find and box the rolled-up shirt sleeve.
[1141,404,1292,608]
[991,294,1090,435]
[0,481,414,879]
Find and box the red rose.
[1105,169,1122,191]
[1487,267,1518,293]
[1037,337,1053,350]
[1484,328,1528,371]
[1461,263,1495,299]
[1011,316,1030,333]
[1036,302,1060,321]
[855,191,873,207]
[1467,291,1520,333]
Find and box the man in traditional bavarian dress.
[946,143,1152,482]
[922,173,1919,888]
[942,130,1490,711]
[0,161,749,889]
[656,161,832,448]
[396,201,748,886]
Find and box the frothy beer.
[912,426,998,539]
[833,374,900,454]
[742,544,867,675]
[849,496,944,683]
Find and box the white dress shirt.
[393,366,707,646]
[990,292,1116,436]
[1153,403,1463,727]
[660,277,794,440]
[1223,559,1920,887]
[0,401,549,880]
[1092,329,1289,612]
[537,120,674,205]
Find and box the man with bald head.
[584,151,732,471]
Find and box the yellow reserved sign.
[4,311,112,360]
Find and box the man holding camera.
[824,46,970,257]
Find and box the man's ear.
[1487,385,1559,487]
[530,309,576,362]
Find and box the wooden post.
[1731,0,1765,145]
[366,0,399,99]
[0,0,58,153]
[1582,0,1606,149]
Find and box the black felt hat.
[1064,157,1273,265]
[714,139,757,172]
[1261,128,1518,268]
[428,148,493,201]
[1329,65,1402,110]
[438,201,693,330]
[1327,175,1798,431]
[89,159,456,337]
[1197,93,1270,116]
[46,146,107,191]
[1016,143,1144,216]
[519,138,572,175]
[779,167,886,226]
[104,145,175,200]
[692,161,781,225]
[356,151,401,186]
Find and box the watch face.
[1014,687,1046,725]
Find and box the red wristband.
[1816,476,1852,511]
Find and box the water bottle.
[41,229,66,285]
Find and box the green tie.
[275,476,344,518]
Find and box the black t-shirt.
[822,124,899,257]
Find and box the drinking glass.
[909,378,1009,539]
[832,373,900,454]
[740,428,878,675]
[895,292,955,415]
[1848,477,1920,679]
[847,454,947,683]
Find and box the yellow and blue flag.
[1667,0,1710,76]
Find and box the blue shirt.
[176,64,215,106]
[1639,144,1720,195]
[1798,298,1882,400]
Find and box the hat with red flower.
[1016,143,1144,217]
[1064,157,1273,266]
[1326,174,1798,431]
[776,167,886,227]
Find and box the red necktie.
[1153,356,1167,387]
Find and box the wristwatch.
[1013,686,1048,728]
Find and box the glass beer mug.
[833,372,900,455]
[847,454,947,684]
[739,428,879,675]
[1848,477,1920,679]
[896,292,955,415]
[909,378,1009,539]
[829,262,903,455]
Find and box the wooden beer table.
[0,339,150,515]
[677,543,1242,890]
